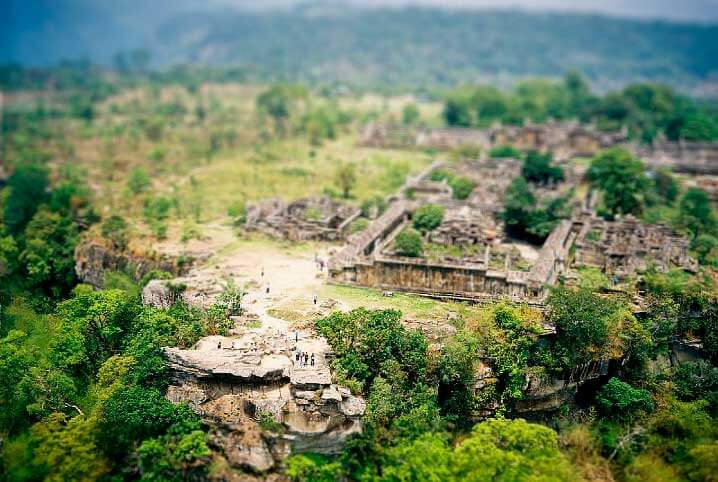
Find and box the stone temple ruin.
[245,196,361,242]
[359,121,627,160]
[328,159,696,304]
[571,211,697,277]
[638,140,718,175]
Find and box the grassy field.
[321,284,541,335]
[17,83,441,243]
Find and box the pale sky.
[220,0,718,22]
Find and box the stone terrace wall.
[638,141,718,175]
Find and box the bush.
[449,176,475,200]
[489,145,522,159]
[127,168,151,194]
[673,360,718,403]
[413,205,444,233]
[395,228,423,257]
[596,378,654,420]
[522,151,564,185]
[101,215,129,250]
[227,201,246,225]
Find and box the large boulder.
[163,328,365,470]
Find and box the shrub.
[522,151,564,185]
[596,378,654,420]
[101,215,129,250]
[413,204,444,233]
[449,176,475,200]
[395,228,423,257]
[127,168,151,194]
[227,201,246,225]
[489,145,522,159]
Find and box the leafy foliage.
[394,228,423,257]
[588,148,650,217]
[596,378,654,421]
[412,204,444,233]
[522,151,564,185]
[502,176,570,243]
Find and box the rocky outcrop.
[75,240,185,288]
[163,329,365,473]
[515,359,612,414]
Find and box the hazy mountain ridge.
[153,7,718,88]
[4,3,718,89]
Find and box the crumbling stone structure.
[360,122,490,150]
[329,160,694,304]
[245,196,361,242]
[360,121,627,160]
[638,140,718,175]
[571,211,697,276]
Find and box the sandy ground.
[170,227,340,342]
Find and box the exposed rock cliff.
[74,240,185,287]
[163,330,365,473]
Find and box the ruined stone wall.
[342,257,532,301]
[639,141,718,175]
[360,122,626,159]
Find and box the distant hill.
[3,3,718,90]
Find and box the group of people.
[295,350,315,367]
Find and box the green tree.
[402,103,420,125]
[395,228,423,257]
[137,430,211,481]
[315,308,428,387]
[546,288,623,368]
[679,188,715,238]
[0,235,19,276]
[436,331,481,423]
[256,85,306,136]
[522,151,564,185]
[596,378,654,421]
[651,168,679,203]
[286,454,344,482]
[502,177,536,239]
[673,360,718,403]
[3,164,49,235]
[0,330,33,433]
[30,414,109,482]
[336,163,357,199]
[20,207,79,296]
[97,385,200,458]
[692,234,718,265]
[50,289,140,378]
[413,204,444,233]
[380,419,576,481]
[588,148,649,216]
